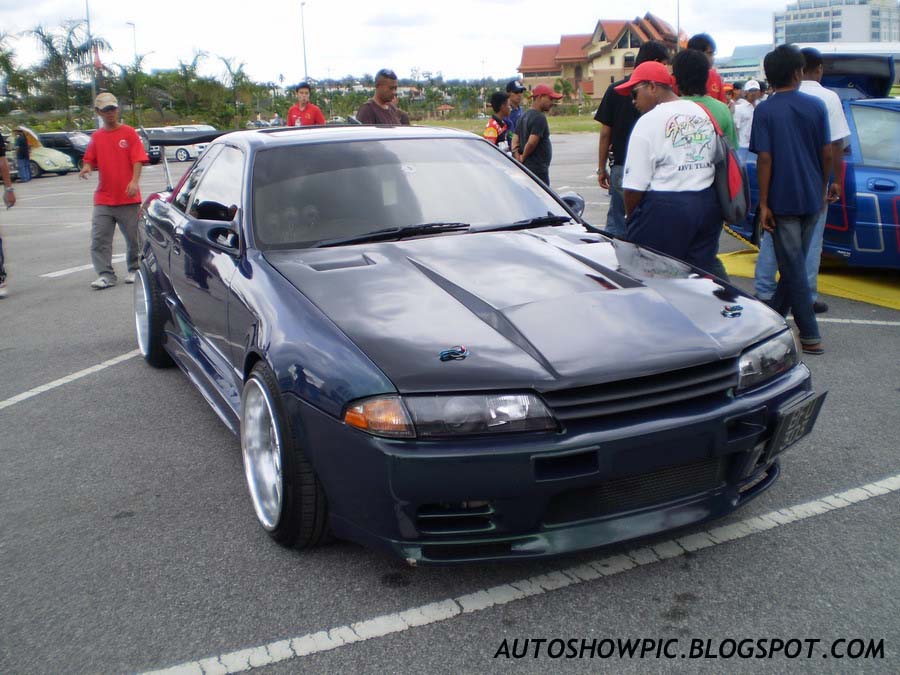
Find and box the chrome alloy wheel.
[134,270,150,357]
[241,378,284,530]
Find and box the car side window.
[187,146,244,222]
[172,144,222,213]
[851,106,900,169]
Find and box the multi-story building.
[517,13,681,101]
[774,0,900,44]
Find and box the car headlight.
[44,159,57,167]
[343,393,557,439]
[737,330,798,391]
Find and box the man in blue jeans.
[754,47,849,313]
[594,41,670,236]
[750,45,830,355]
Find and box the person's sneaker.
[813,301,828,314]
[90,276,116,290]
[0,281,7,298]
[124,272,136,284]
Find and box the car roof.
[209,125,479,152]
[849,97,900,111]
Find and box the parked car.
[8,126,75,177]
[136,128,162,164]
[135,126,824,564]
[147,125,214,162]
[733,54,899,270]
[38,131,91,170]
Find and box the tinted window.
[188,145,244,221]
[172,144,223,213]
[852,106,900,169]
[252,138,568,249]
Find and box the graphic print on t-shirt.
[665,114,715,168]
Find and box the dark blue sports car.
[135,125,824,563]
[733,54,900,270]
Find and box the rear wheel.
[241,362,330,548]
[134,262,173,368]
[175,148,189,162]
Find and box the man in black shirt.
[515,84,562,186]
[595,41,670,235]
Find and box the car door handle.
[868,179,897,192]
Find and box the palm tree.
[29,21,109,128]
[176,50,206,114]
[219,56,249,128]
[554,78,575,101]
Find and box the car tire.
[241,362,330,549]
[175,148,189,162]
[134,262,173,368]
[29,160,43,178]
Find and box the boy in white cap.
[79,92,148,289]
[734,79,762,149]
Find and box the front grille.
[543,457,725,525]
[416,501,496,536]
[542,358,738,421]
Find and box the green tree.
[29,21,109,129]
[219,56,250,128]
[554,78,575,100]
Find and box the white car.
[148,125,215,162]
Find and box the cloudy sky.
[2,1,785,84]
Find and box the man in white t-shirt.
[754,48,849,313]
[617,61,722,273]
[734,79,762,148]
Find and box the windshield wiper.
[314,222,470,248]
[470,214,572,233]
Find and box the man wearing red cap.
[616,61,722,273]
[514,84,562,186]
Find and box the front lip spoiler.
[330,462,779,565]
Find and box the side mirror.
[184,218,240,254]
[558,191,585,218]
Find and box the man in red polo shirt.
[79,92,148,290]
[287,82,326,126]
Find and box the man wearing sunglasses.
[616,61,721,275]
[79,92,148,290]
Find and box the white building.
[774,0,900,44]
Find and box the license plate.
[766,391,827,458]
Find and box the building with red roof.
[517,13,684,101]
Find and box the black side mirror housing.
[558,191,585,218]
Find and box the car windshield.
[251,138,571,249]
[69,132,91,149]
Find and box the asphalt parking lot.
[0,136,898,675]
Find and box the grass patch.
[417,114,598,134]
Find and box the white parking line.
[40,254,125,278]
[142,473,900,675]
[816,318,900,327]
[0,350,139,412]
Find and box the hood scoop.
[307,253,377,272]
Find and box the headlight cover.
[344,393,557,439]
[737,330,798,391]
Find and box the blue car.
[135,126,824,563]
[733,54,900,270]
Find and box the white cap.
[744,79,761,92]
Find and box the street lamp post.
[126,21,137,63]
[125,21,139,125]
[300,2,309,81]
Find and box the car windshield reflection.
[251,138,570,249]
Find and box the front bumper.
[283,364,815,564]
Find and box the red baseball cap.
[532,84,563,99]
[614,62,674,95]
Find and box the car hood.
[32,147,74,167]
[264,227,786,393]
